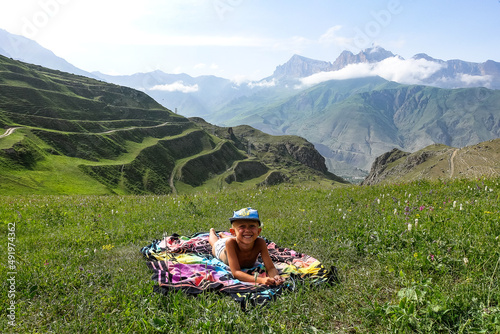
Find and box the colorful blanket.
[141,232,338,309]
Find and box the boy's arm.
[258,239,284,284]
[225,238,279,285]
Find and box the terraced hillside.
[0,55,345,194]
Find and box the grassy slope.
[0,178,499,333]
[366,139,500,185]
[0,56,342,194]
[0,127,202,195]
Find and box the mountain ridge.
[0,54,344,194]
[0,28,98,79]
[207,77,500,181]
[2,28,500,181]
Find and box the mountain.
[262,46,500,90]
[362,138,500,185]
[92,47,500,182]
[411,53,500,89]
[331,46,397,70]
[93,70,263,118]
[0,55,344,195]
[3,30,500,181]
[0,28,98,79]
[207,77,500,180]
[264,54,334,83]
[328,47,500,89]
[263,47,397,84]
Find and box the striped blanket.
[141,232,337,308]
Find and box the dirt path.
[449,149,458,178]
[97,121,172,135]
[0,127,21,139]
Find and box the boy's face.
[230,220,261,242]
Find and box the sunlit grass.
[0,178,499,332]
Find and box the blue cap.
[229,207,260,224]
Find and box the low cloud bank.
[248,79,276,88]
[458,74,493,87]
[298,57,445,87]
[150,81,199,93]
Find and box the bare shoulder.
[225,237,237,248]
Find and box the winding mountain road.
[449,149,458,178]
[0,121,176,138]
[96,121,173,135]
[0,127,21,138]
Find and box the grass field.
[1,178,499,333]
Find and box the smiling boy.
[209,208,285,286]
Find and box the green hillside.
[363,138,500,185]
[207,77,500,179]
[0,55,344,194]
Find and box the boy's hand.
[261,275,285,286]
[273,275,285,285]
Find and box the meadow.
[1,178,499,333]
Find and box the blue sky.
[0,0,499,81]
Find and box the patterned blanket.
[141,232,338,309]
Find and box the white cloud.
[150,81,199,93]
[318,25,352,49]
[230,75,251,85]
[459,74,492,87]
[298,57,445,88]
[248,79,276,88]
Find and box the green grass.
[0,155,115,195]
[1,178,499,333]
[0,129,26,150]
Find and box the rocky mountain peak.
[332,46,396,70]
[412,53,440,62]
[270,54,333,81]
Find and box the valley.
[0,55,344,195]
[87,47,500,180]
[2,30,500,187]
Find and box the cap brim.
[229,217,260,222]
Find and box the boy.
[209,208,285,286]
